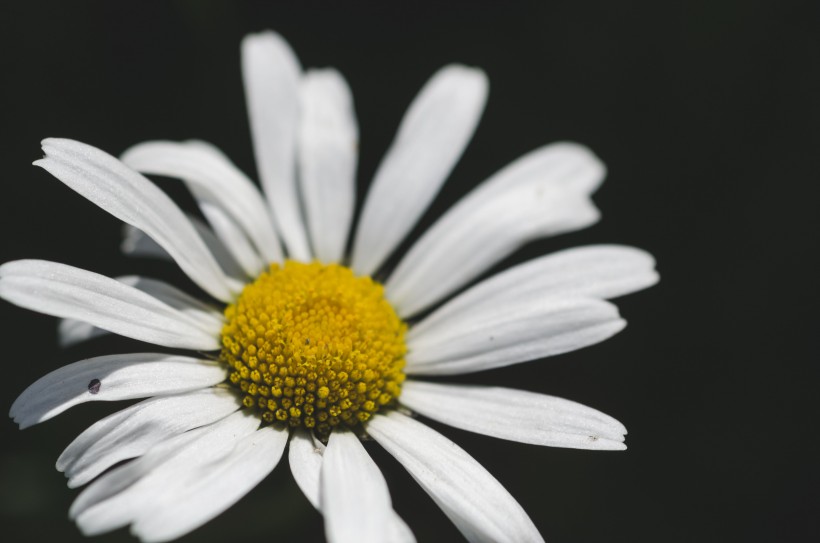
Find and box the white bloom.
[2,31,658,543]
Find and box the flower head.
[2,31,658,542]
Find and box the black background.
[1,1,818,542]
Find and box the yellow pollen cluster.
[220,260,407,437]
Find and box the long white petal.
[409,244,657,341]
[289,429,417,543]
[407,297,625,375]
[298,69,358,263]
[352,65,488,276]
[0,260,220,350]
[367,411,542,543]
[400,381,626,450]
[35,138,235,302]
[73,411,260,536]
[122,219,247,281]
[322,431,391,543]
[121,140,282,264]
[288,428,325,509]
[130,426,288,542]
[59,275,223,347]
[10,354,227,429]
[242,31,310,261]
[57,388,239,488]
[386,143,605,317]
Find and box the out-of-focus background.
[1,1,818,541]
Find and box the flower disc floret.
[220,260,407,437]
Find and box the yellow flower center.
[220,260,407,437]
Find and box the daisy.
[2,31,658,543]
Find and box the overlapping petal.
[386,143,605,317]
[0,260,221,350]
[34,138,238,301]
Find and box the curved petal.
[408,244,657,341]
[35,138,235,302]
[400,381,627,450]
[386,143,605,317]
[72,411,260,536]
[242,31,310,261]
[59,275,223,347]
[352,65,488,276]
[406,297,625,375]
[367,411,543,543]
[57,388,240,488]
[130,426,288,542]
[298,69,358,263]
[0,260,221,350]
[10,354,227,429]
[122,219,246,281]
[322,431,391,543]
[289,429,416,543]
[121,140,282,265]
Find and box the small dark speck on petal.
[88,379,101,395]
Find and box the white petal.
[289,429,417,543]
[198,199,265,277]
[58,275,223,347]
[400,381,627,450]
[57,319,108,348]
[242,31,310,261]
[406,297,625,375]
[57,388,239,488]
[367,411,543,543]
[351,65,488,276]
[121,140,282,264]
[288,428,325,509]
[386,143,605,317]
[130,426,288,542]
[35,138,235,302]
[10,353,227,429]
[409,244,657,341]
[72,411,260,536]
[122,219,246,281]
[298,69,358,263]
[0,260,221,350]
[322,431,391,543]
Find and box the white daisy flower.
[2,31,658,543]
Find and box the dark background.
[1,1,818,542]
